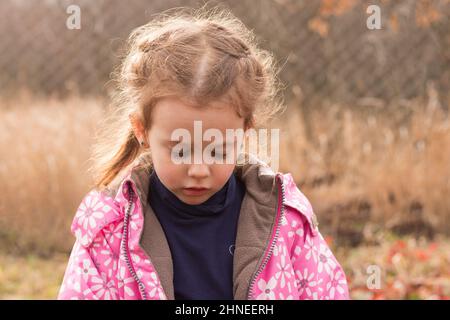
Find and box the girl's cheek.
[212,164,236,184]
[158,163,184,187]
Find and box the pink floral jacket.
[58,153,349,300]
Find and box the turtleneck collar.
[149,170,237,218]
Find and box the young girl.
[58,8,349,300]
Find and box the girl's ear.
[129,113,147,145]
[244,122,254,133]
[244,117,255,132]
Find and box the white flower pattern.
[303,234,319,263]
[326,270,347,299]
[275,254,292,288]
[295,268,318,298]
[256,277,278,300]
[317,243,337,275]
[76,195,110,230]
[91,272,118,300]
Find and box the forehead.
[150,97,244,134]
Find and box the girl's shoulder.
[70,158,151,248]
[70,184,124,248]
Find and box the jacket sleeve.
[290,215,350,300]
[58,239,103,299]
[57,190,121,300]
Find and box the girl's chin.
[176,192,212,205]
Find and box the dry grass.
[0,252,68,299]
[0,92,104,255]
[275,92,450,245]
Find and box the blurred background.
[0,0,449,299]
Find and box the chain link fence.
[0,0,449,108]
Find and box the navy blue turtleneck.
[148,170,246,300]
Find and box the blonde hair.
[89,6,286,190]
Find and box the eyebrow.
[166,140,182,146]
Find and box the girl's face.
[144,97,245,205]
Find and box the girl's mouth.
[182,187,210,196]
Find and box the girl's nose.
[187,163,210,179]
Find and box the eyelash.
[170,148,227,158]
[211,149,226,157]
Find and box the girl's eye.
[176,148,190,158]
[170,146,190,162]
[211,149,226,159]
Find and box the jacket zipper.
[122,175,286,300]
[246,174,285,299]
[134,192,170,300]
[120,186,148,300]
